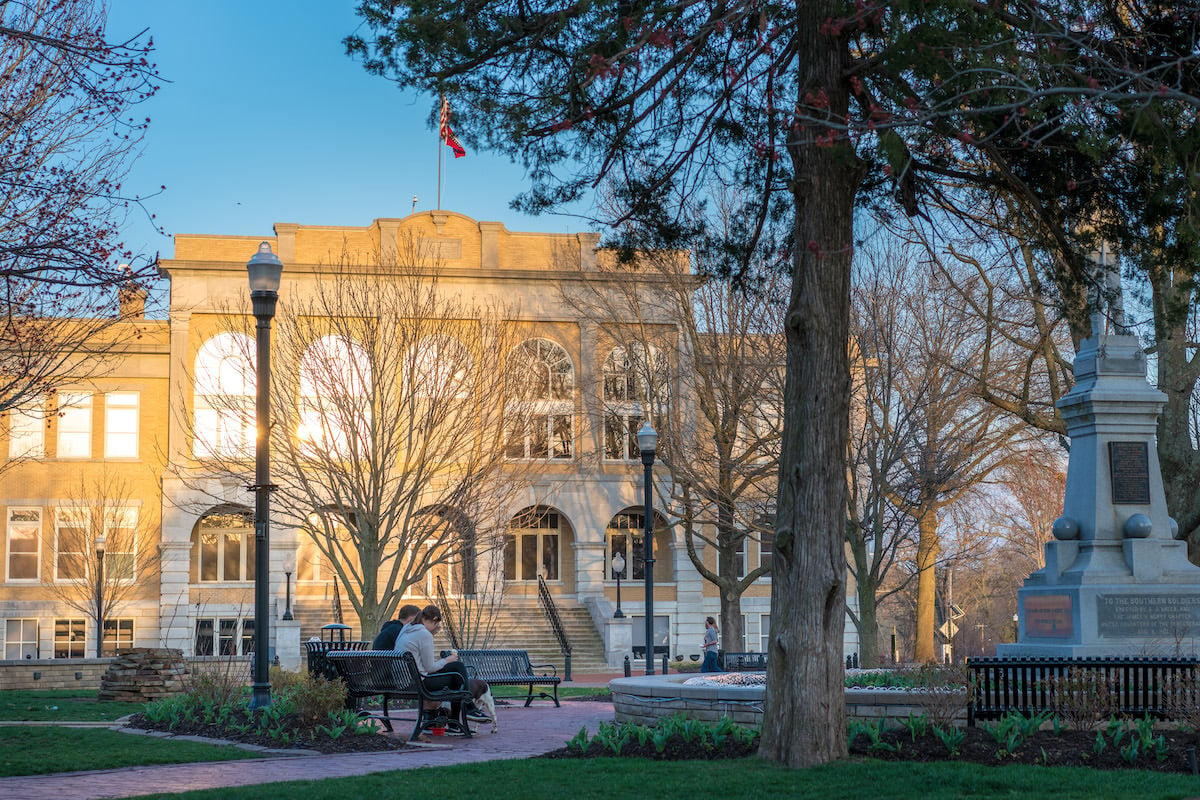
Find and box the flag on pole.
[439,97,466,159]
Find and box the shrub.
[904,663,970,730]
[281,673,348,727]
[1046,668,1117,732]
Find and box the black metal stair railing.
[537,575,572,681]
[434,574,462,650]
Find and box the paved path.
[0,700,615,800]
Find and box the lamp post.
[637,421,657,675]
[611,552,625,619]
[247,241,283,709]
[94,534,106,658]
[282,551,295,622]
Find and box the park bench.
[456,649,562,707]
[304,639,370,682]
[966,656,1200,726]
[326,650,474,740]
[720,651,767,672]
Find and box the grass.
[128,757,1200,800]
[0,689,145,721]
[0,727,265,777]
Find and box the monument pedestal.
[999,322,1200,658]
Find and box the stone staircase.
[290,595,612,676]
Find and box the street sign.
[939,621,959,638]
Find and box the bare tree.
[0,1,162,418]
[45,472,159,657]
[560,240,785,651]
[181,245,544,640]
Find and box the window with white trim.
[195,512,255,582]
[103,619,134,655]
[54,618,86,658]
[602,344,668,460]
[4,618,38,659]
[504,339,573,460]
[104,392,139,458]
[7,507,41,581]
[194,333,255,458]
[194,617,254,656]
[760,613,771,653]
[55,507,137,582]
[503,507,562,581]
[56,393,92,458]
[8,400,45,459]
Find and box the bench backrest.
[457,649,534,679]
[721,651,767,672]
[304,640,370,680]
[327,650,421,695]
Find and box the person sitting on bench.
[394,604,491,726]
[373,604,421,650]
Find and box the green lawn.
[130,758,1200,800]
[0,727,265,776]
[0,689,145,721]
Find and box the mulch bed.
[125,710,406,755]
[850,726,1200,774]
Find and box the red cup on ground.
[430,725,446,736]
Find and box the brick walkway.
[0,700,615,800]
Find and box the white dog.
[475,687,498,733]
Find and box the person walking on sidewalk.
[701,616,720,673]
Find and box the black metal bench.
[304,639,370,681]
[966,656,1200,726]
[326,650,474,740]
[456,649,562,707]
[720,651,767,672]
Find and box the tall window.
[104,392,139,458]
[103,619,134,655]
[194,333,255,457]
[5,618,38,659]
[195,512,255,582]
[504,507,562,582]
[56,393,92,458]
[408,335,472,400]
[55,507,137,582]
[298,335,372,459]
[504,339,573,460]
[8,400,44,459]
[760,614,771,653]
[7,507,41,581]
[194,617,254,656]
[602,344,668,460]
[54,618,86,658]
[606,509,672,582]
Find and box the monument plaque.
[1024,594,1073,638]
[1097,594,1200,639]
[1108,441,1150,505]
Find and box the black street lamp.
[637,421,657,676]
[247,241,283,710]
[94,534,106,658]
[611,551,625,619]
[282,550,295,622]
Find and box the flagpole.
[437,94,443,210]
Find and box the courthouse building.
[0,211,859,670]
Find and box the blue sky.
[108,1,593,264]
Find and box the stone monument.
[1000,311,1200,657]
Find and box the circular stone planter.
[610,673,764,727]
[610,674,968,728]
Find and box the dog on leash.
[475,687,498,733]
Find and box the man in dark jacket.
[372,604,421,649]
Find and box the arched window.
[605,509,671,581]
[602,344,669,460]
[193,333,255,458]
[298,335,372,458]
[504,339,574,460]
[193,510,255,583]
[504,506,564,582]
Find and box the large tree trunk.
[854,548,880,668]
[914,510,940,663]
[1154,270,1200,558]
[759,1,856,767]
